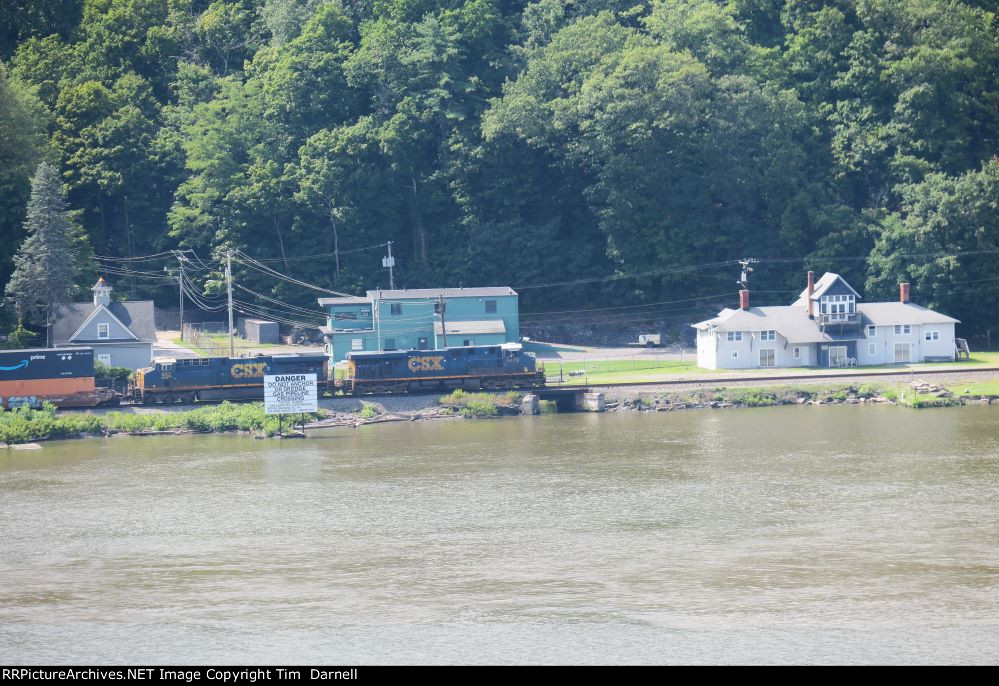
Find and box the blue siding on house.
[321,289,520,362]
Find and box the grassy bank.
[1,402,324,445]
[439,389,521,418]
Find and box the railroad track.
[57,366,999,412]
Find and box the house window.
[463,339,474,347]
[727,332,742,342]
[384,338,396,350]
[351,339,363,351]
[894,324,911,335]
[731,351,739,359]
[869,343,877,356]
[434,302,446,314]
[97,353,112,366]
[97,323,109,340]
[334,311,358,321]
[793,347,801,359]
[485,300,497,314]
[759,349,775,367]
[360,309,371,318]
[925,330,939,341]
[867,326,876,337]
[390,304,402,316]
[760,330,776,341]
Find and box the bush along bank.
[439,390,522,418]
[1,402,327,445]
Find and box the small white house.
[51,277,155,370]
[692,272,960,370]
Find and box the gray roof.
[793,272,861,305]
[433,319,507,335]
[694,306,832,344]
[317,296,370,307]
[366,287,516,300]
[858,302,960,325]
[52,300,156,345]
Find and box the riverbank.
[4,377,997,446]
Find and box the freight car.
[0,347,117,409]
[132,353,329,403]
[337,343,544,394]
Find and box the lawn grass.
[947,380,999,396]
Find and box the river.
[2,405,998,664]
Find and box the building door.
[828,346,847,367]
[97,353,112,367]
[418,337,429,350]
[894,343,911,363]
[759,349,775,367]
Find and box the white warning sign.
[264,373,318,414]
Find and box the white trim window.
[869,343,877,356]
[351,339,363,351]
[97,323,110,340]
[726,332,743,342]
[760,330,776,341]
[793,347,801,359]
[894,324,911,335]
[731,351,739,359]
[867,325,876,337]
[759,349,775,367]
[924,330,939,341]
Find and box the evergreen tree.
[4,162,87,346]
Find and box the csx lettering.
[231,363,266,378]
[407,355,445,372]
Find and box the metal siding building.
[318,287,520,362]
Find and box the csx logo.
[408,355,445,372]
[231,362,266,378]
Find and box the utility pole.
[382,241,396,290]
[438,293,447,349]
[226,250,234,357]
[737,258,758,289]
[177,252,185,339]
[375,289,381,351]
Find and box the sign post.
[264,373,318,436]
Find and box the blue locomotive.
[337,344,544,394]
[133,353,329,403]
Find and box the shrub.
[358,404,379,419]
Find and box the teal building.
[319,287,520,362]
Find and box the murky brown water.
[1,405,998,664]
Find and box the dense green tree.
[0,65,51,292]
[4,162,92,345]
[0,0,997,328]
[867,160,999,336]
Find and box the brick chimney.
[806,271,815,318]
[900,282,910,304]
[739,289,750,310]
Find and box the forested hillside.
[1,1,996,337]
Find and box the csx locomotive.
[336,343,544,394]
[133,353,329,403]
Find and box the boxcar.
[0,347,117,409]
[133,353,329,403]
[337,344,544,394]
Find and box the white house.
[692,272,960,370]
[51,277,155,370]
